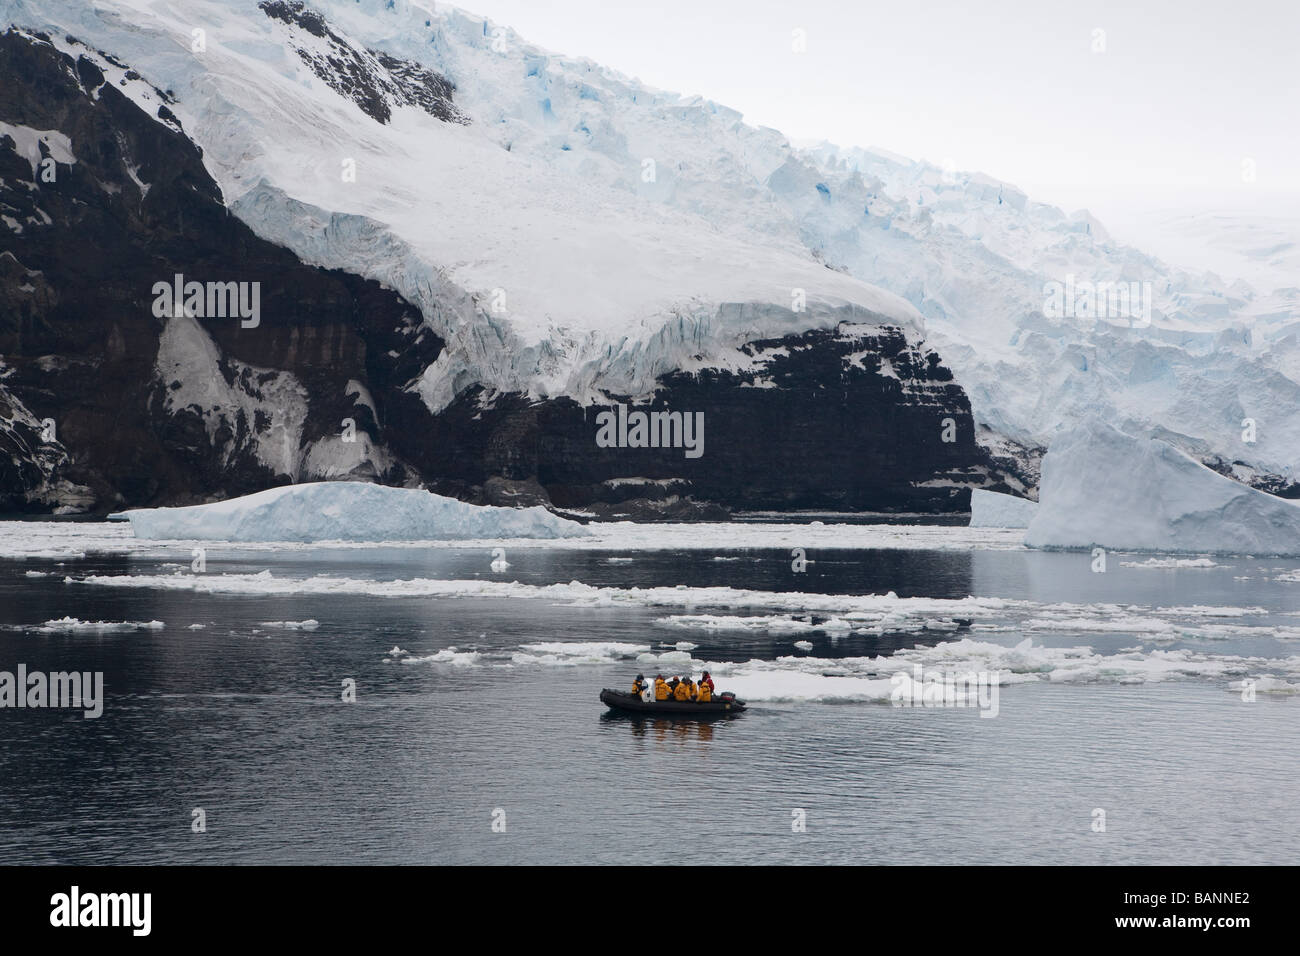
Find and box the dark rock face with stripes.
[0,30,434,511]
[407,324,991,517]
[0,29,1010,517]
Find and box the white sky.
[455,0,1300,250]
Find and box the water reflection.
[598,710,736,743]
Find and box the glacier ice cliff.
[1025,420,1300,556]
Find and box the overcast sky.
[456,0,1300,233]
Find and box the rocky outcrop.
[0,29,437,511]
[404,323,988,514]
[258,1,467,125]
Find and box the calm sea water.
[0,541,1296,864]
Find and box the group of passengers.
[631,672,715,703]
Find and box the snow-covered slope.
[4,0,1299,487]
[1,0,924,416]
[1025,420,1300,556]
[118,480,588,541]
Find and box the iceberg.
[1024,421,1300,556]
[116,481,588,542]
[968,489,1038,528]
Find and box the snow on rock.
[116,481,589,542]
[968,488,1038,528]
[1025,420,1300,557]
[156,315,309,479]
[0,120,75,177]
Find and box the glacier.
[2,0,1298,491]
[968,489,1038,529]
[116,481,589,542]
[1024,420,1300,557]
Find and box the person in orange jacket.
[653,675,670,701]
[697,679,712,703]
[673,677,692,701]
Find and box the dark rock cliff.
[0,29,438,511]
[410,324,988,516]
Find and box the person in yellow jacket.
[654,675,670,701]
[673,678,692,701]
[631,674,646,697]
[696,680,712,703]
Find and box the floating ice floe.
[1120,557,1218,569]
[365,632,1300,700]
[30,617,164,634]
[512,641,650,666]
[1026,420,1300,557]
[699,637,1300,702]
[1230,676,1299,695]
[395,647,481,666]
[68,571,1300,642]
[113,481,589,543]
[259,619,320,630]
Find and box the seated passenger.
[697,680,712,703]
[631,674,646,697]
[673,678,691,701]
[654,675,669,701]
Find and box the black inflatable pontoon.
[599,689,746,715]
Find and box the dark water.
[0,543,1297,864]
